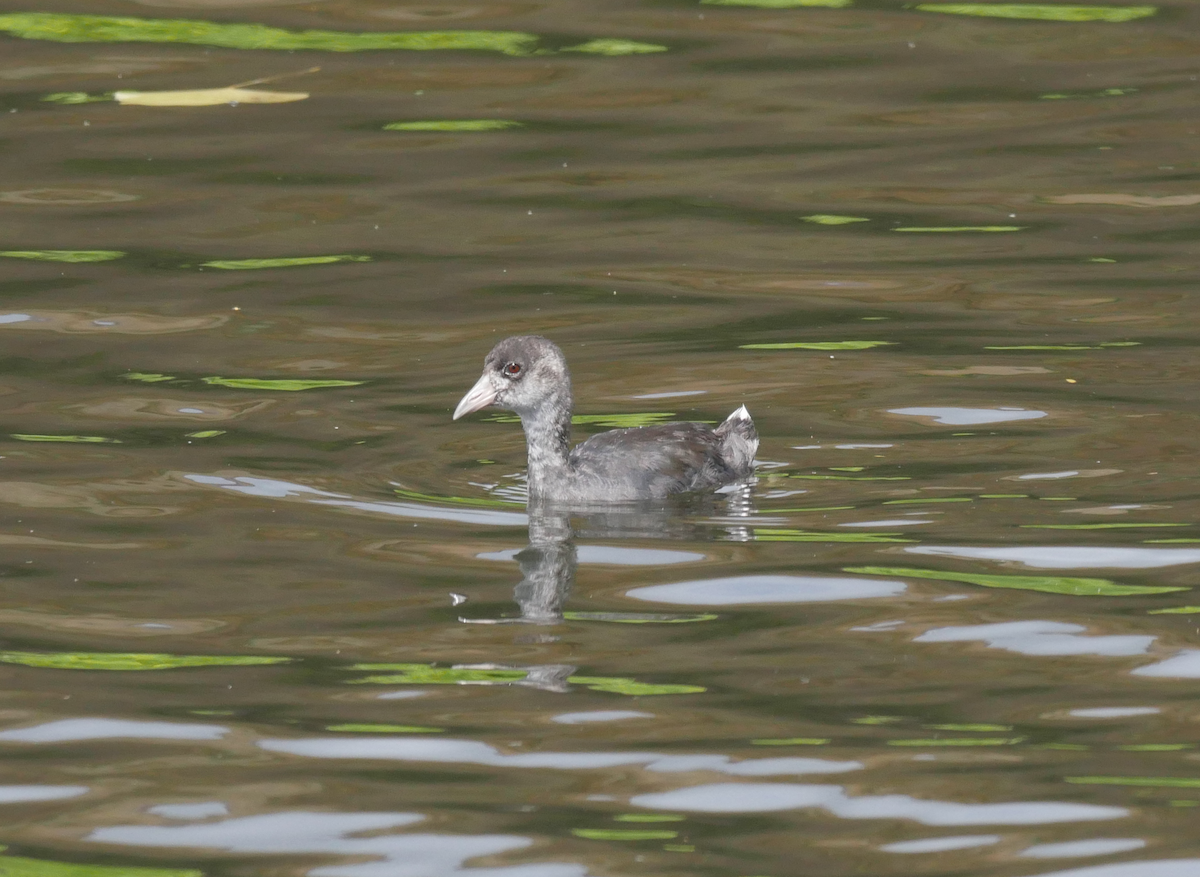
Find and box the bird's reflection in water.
[458,487,755,691]
[465,486,756,627]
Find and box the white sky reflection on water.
[1021,860,1200,877]
[90,811,587,877]
[185,475,527,526]
[0,785,88,803]
[1068,707,1160,719]
[550,711,654,724]
[625,575,906,605]
[629,783,1127,824]
[0,718,229,743]
[914,622,1156,657]
[1019,838,1146,859]
[880,835,1000,853]
[906,546,1200,569]
[259,737,862,776]
[889,407,1047,425]
[1131,650,1200,678]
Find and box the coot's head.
[453,335,571,420]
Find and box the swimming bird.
[453,335,758,503]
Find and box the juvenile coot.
[453,335,758,503]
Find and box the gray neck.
[518,389,573,496]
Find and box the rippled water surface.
[2,2,1200,875]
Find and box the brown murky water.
[1,2,1200,876]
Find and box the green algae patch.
[741,340,893,350]
[854,715,902,725]
[1149,606,1200,615]
[560,39,668,55]
[562,611,718,624]
[802,214,870,224]
[0,851,200,877]
[889,737,1025,746]
[10,434,120,443]
[202,377,364,391]
[567,676,705,696]
[122,372,176,383]
[349,664,529,685]
[326,723,443,733]
[384,119,521,131]
[186,430,226,438]
[1119,744,1192,751]
[0,13,540,55]
[0,651,290,671]
[0,250,124,262]
[915,4,1155,22]
[1067,776,1200,788]
[844,565,1184,597]
[571,828,678,840]
[201,255,370,269]
[752,737,831,745]
[927,723,1013,732]
[757,529,915,543]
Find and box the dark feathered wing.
[568,407,758,499]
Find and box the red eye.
[503,362,522,377]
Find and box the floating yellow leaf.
[752,737,831,745]
[326,723,443,733]
[41,91,111,104]
[845,565,1184,597]
[186,430,226,438]
[10,434,120,443]
[1066,776,1200,788]
[0,13,540,55]
[384,119,520,131]
[202,377,364,391]
[915,4,1155,22]
[567,675,705,695]
[801,214,870,224]
[0,250,124,262]
[1045,193,1200,207]
[114,87,308,107]
[560,39,668,55]
[571,828,678,840]
[1148,606,1200,615]
[0,852,200,877]
[201,255,370,269]
[0,651,290,671]
[122,372,176,383]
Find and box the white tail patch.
[727,404,751,422]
